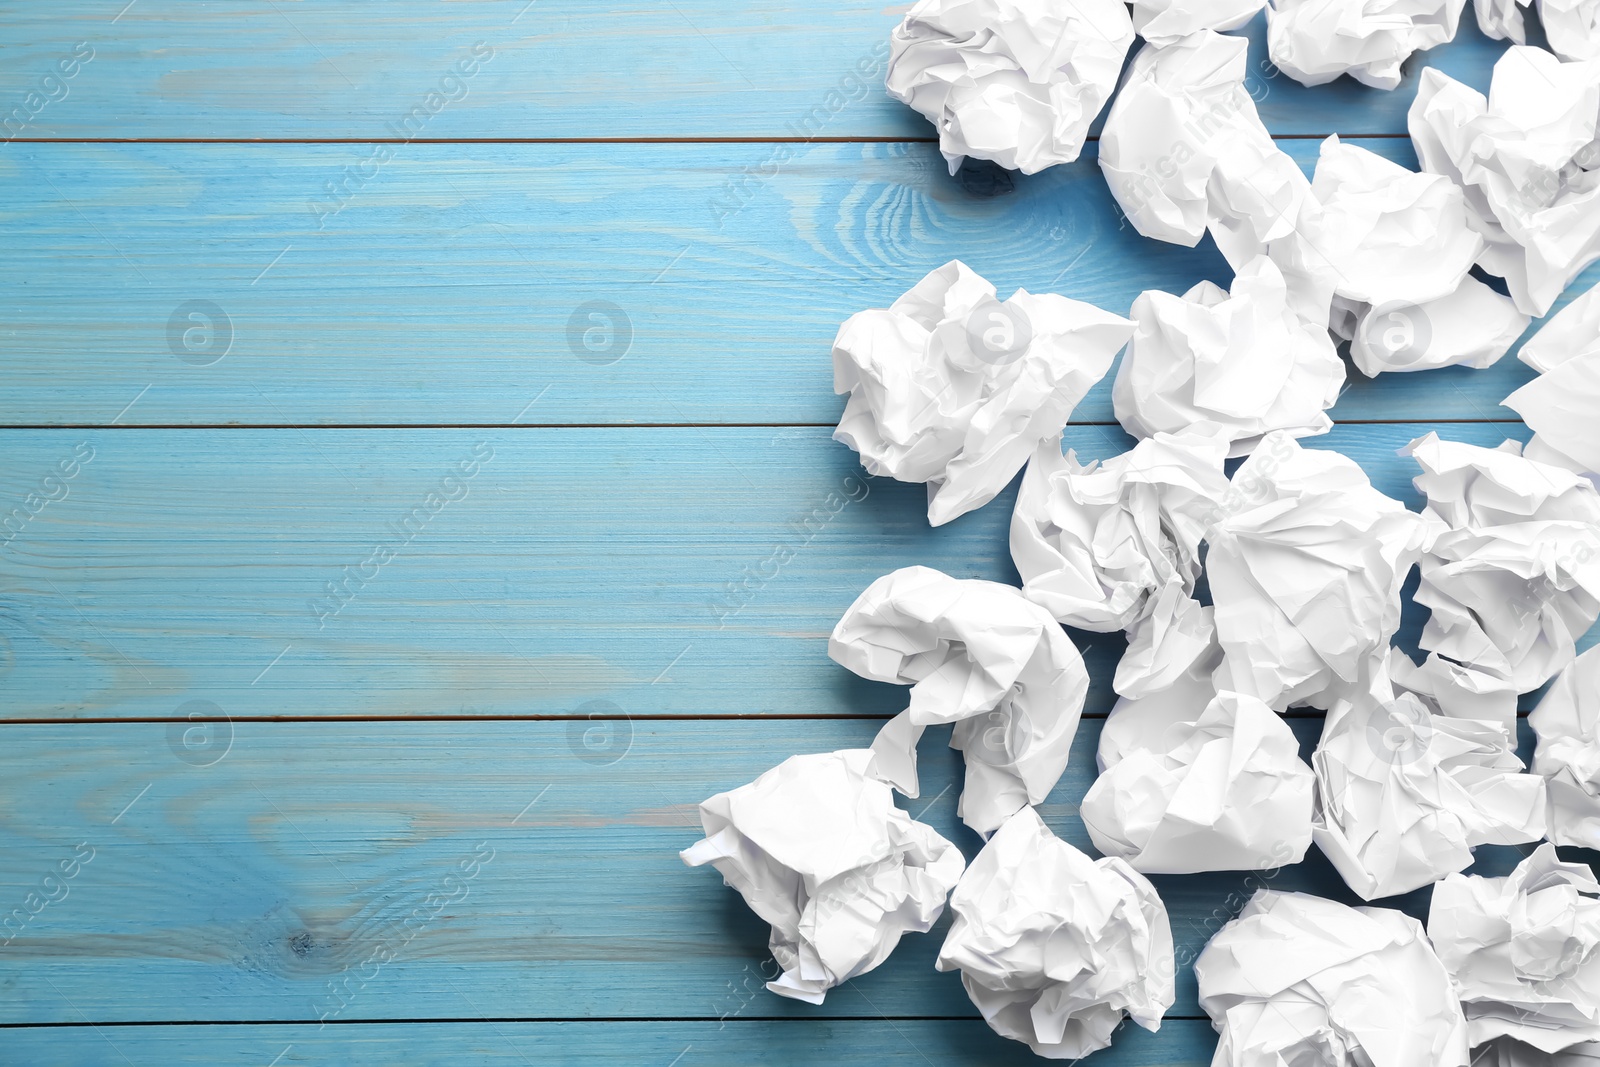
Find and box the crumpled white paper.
[1408,432,1600,693]
[1312,656,1546,900]
[1010,425,1230,631]
[1474,0,1600,62]
[1131,0,1267,44]
[886,0,1134,174]
[1389,645,1521,732]
[1207,431,1434,711]
[1112,257,1345,458]
[1430,843,1600,1053]
[1522,283,1600,374]
[1100,32,1318,316]
[1195,889,1471,1066]
[1099,630,1225,767]
[1266,0,1466,89]
[829,566,1089,835]
[1532,645,1600,848]
[680,748,966,1003]
[1508,284,1600,478]
[1409,49,1600,316]
[1009,424,1229,695]
[833,260,1133,527]
[1472,1038,1600,1065]
[936,805,1174,1059]
[1081,688,1316,873]
[1299,135,1485,307]
[1337,274,1530,376]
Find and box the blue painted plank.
[0,140,1577,427]
[0,422,1564,722]
[0,715,1545,1025]
[0,5,1508,140]
[0,1019,1219,1066]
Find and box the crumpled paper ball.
[1408,432,1600,693]
[1532,645,1600,849]
[680,748,966,1003]
[829,565,1089,835]
[832,259,1133,526]
[1474,0,1600,62]
[1297,134,1484,308]
[1312,661,1546,901]
[1409,48,1600,316]
[886,0,1134,174]
[1009,424,1229,695]
[1389,645,1521,732]
[1430,843,1600,1053]
[1308,136,1512,380]
[1337,273,1529,376]
[1100,32,1317,317]
[936,805,1174,1059]
[1196,889,1471,1066]
[1507,283,1600,479]
[1266,0,1466,89]
[1112,256,1345,458]
[1099,627,1225,765]
[1207,430,1435,711]
[1081,688,1316,873]
[1521,285,1600,377]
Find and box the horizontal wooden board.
[1,422,1574,722]
[0,4,1509,140]
[0,1019,1221,1066]
[0,715,1542,1025]
[0,139,1579,427]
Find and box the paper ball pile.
[683,0,1600,1061]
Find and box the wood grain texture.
[1,421,1571,722]
[0,4,1508,140]
[0,1019,1220,1066]
[0,715,1540,1026]
[0,138,1583,427]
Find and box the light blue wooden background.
[0,2,1592,1064]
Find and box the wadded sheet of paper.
[937,805,1174,1059]
[832,260,1132,526]
[886,0,1133,174]
[1410,47,1600,316]
[1312,656,1545,901]
[1010,424,1229,696]
[829,566,1089,835]
[1474,0,1600,64]
[1112,257,1344,456]
[1195,889,1470,1066]
[681,748,965,1003]
[1408,433,1600,693]
[1081,688,1316,873]
[1301,136,1484,308]
[1101,31,1315,308]
[1532,645,1600,849]
[1339,273,1529,377]
[1206,431,1433,712]
[1507,283,1600,478]
[1265,0,1465,89]
[1430,844,1600,1053]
